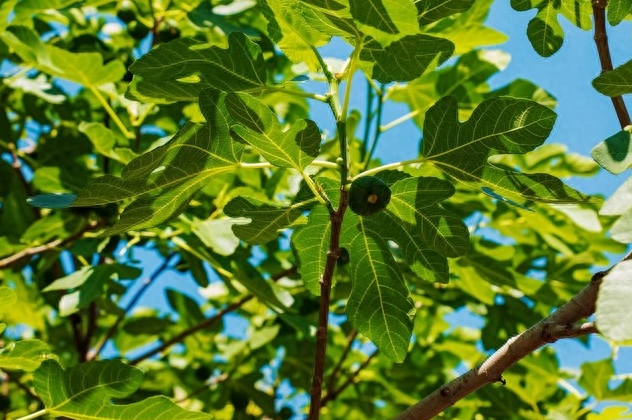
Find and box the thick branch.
[392,273,604,420]
[592,0,631,128]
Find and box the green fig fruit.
[348,176,391,216]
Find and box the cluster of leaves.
[0,0,631,420]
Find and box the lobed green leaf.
[593,59,632,97]
[33,359,212,420]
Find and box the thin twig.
[327,329,359,395]
[392,273,604,420]
[592,0,631,129]
[87,254,179,361]
[128,266,297,365]
[0,221,99,269]
[129,294,254,365]
[321,348,379,407]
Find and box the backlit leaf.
[33,359,212,420]
[0,25,125,87]
[416,0,477,26]
[291,205,332,294]
[596,261,632,342]
[591,130,632,174]
[607,0,632,25]
[0,339,52,372]
[225,92,321,170]
[349,0,419,46]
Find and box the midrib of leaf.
[49,378,130,414]
[158,58,260,87]
[390,196,463,256]
[231,126,303,171]
[538,4,557,54]
[357,218,399,352]
[426,115,549,160]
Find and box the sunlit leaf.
[596,261,632,342]
[0,25,125,86]
[79,122,138,165]
[225,92,321,170]
[33,359,212,420]
[261,0,332,70]
[0,339,53,372]
[511,0,592,57]
[591,130,632,174]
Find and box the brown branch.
[391,273,605,420]
[129,294,254,365]
[327,329,359,395]
[307,186,349,420]
[592,0,631,129]
[87,254,178,361]
[128,266,297,365]
[321,348,379,407]
[0,221,99,269]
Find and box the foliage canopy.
[1,0,632,419]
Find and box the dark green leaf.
[349,0,419,45]
[224,196,307,245]
[607,0,632,25]
[291,206,332,294]
[342,213,415,362]
[416,0,477,26]
[127,32,266,103]
[359,35,454,83]
[422,96,588,203]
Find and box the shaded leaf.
[359,35,454,83]
[387,176,469,258]
[416,0,477,26]
[33,359,212,420]
[127,32,266,103]
[224,196,307,245]
[596,261,632,342]
[511,0,592,57]
[593,58,632,97]
[422,96,589,203]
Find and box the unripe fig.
[348,176,391,216]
